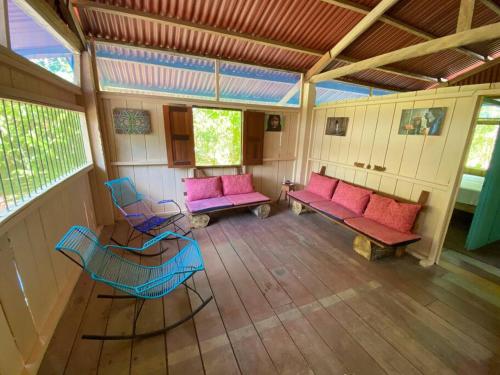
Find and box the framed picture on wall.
[266,114,282,132]
[398,107,447,136]
[113,108,152,134]
[325,117,348,136]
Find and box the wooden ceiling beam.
[310,22,500,83]
[305,0,400,80]
[73,0,323,57]
[77,2,439,83]
[335,55,440,82]
[320,0,488,61]
[441,57,500,86]
[456,0,475,32]
[479,0,500,16]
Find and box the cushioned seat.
[225,192,270,205]
[344,217,421,246]
[310,200,361,220]
[186,197,233,213]
[288,190,329,204]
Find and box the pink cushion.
[364,194,421,233]
[186,197,233,213]
[331,181,372,215]
[306,172,339,200]
[184,177,222,202]
[310,200,361,220]
[225,192,270,206]
[221,174,254,195]
[384,200,422,233]
[364,194,393,222]
[345,217,421,246]
[288,190,329,204]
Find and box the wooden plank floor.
[39,206,500,374]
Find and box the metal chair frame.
[55,226,212,340]
[105,177,191,256]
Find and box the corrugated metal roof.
[96,43,301,105]
[73,0,500,91]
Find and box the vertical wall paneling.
[435,96,478,185]
[370,103,396,168]
[307,85,500,263]
[338,106,355,163]
[347,105,367,165]
[399,99,434,178]
[384,101,413,174]
[357,105,380,165]
[328,107,344,162]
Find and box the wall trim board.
[0,45,82,95]
[0,165,94,236]
[314,84,500,109]
[307,158,450,192]
[0,84,85,112]
[110,157,297,167]
[100,91,302,113]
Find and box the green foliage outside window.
[465,124,499,173]
[30,56,75,83]
[193,108,242,166]
[0,99,88,214]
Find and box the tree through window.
[193,108,242,166]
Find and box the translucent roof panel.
[7,0,76,83]
[95,43,216,100]
[372,88,396,96]
[315,81,370,105]
[219,62,301,107]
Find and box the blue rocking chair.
[55,226,212,340]
[105,177,191,256]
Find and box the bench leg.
[395,247,406,257]
[250,204,271,219]
[291,200,305,215]
[353,235,373,260]
[189,214,210,229]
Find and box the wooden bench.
[182,169,271,228]
[290,167,429,260]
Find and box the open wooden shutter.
[243,110,265,165]
[163,105,195,168]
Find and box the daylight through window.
[193,108,242,167]
[0,99,89,216]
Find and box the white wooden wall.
[0,172,96,375]
[101,93,300,210]
[307,84,500,262]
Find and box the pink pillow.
[306,172,339,200]
[331,181,372,214]
[383,200,421,233]
[221,174,254,195]
[364,194,393,222]
[184,177,223,202]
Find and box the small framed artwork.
[113,108,152,134]
[398,107,447,136]
[266,114,282,132]
[325,117,348,136]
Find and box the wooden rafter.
[320,0,488,61]
[479,0,500,16]
[305,0,400,80]
[441,57,500,86]
[78,3,439,83]
[456,0,475,32]
[73,0,323,57]
[310,22,500,83]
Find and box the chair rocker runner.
[105,177,191,256]
[55,226,212,340]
